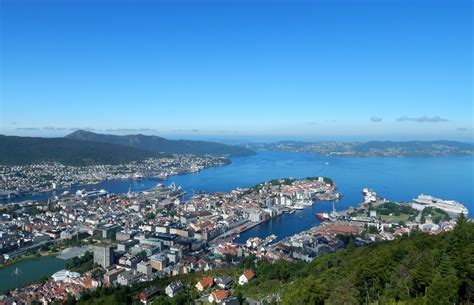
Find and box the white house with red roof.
[238,269,255,285]
[208,289,230,303]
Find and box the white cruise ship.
[414,194,468,216]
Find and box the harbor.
[1,152,472,292]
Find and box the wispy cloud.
[456,127,472,132]
[104,128,157,133]
[16,127,41,131]
[43,126,67,131]
[396,115,449,123]
[68,127,98,132]
[370,116,383,123]
[307,121,318,125]
[172,129,200,133]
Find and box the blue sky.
[1,0,472,141]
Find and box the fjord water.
[0,178,161,205]
[164,151,473,243]
[7,151,472,212]
[1,151,472,290]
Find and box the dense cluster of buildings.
[0,175,464,304]
[0,155,229,200]
[3,269,99,304]
[0,177,336,303]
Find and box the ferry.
[316,201,338,221]
[316,212,331,221]
[362,188,377,203]
[413,194,468,216]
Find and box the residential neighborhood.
[0,175,465,304]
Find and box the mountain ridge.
[0,134,164,166]
[66,130,255,156]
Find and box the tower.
[93,244,113,268]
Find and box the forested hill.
[76,217,474,305]
[66,130,255,156]
[0,135,163,166]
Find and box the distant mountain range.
[66,130,255,156]
[0,131,255,166]
[2,133,470,166]
[353,140,473,153]
[0,135,162,166]
[248,140,474,157]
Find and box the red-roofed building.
[208,289,230,303]
[138,286,159,304]
[195,276,214,292]
[238,269,255,285]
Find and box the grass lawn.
[379,213,411,222]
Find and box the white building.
[51,270,80,282]
[165,281,183,297]
[137,261,152,276]
[238,269,255,285]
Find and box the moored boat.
[316,212,330,221]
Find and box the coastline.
[0,251,58,270]
[0,160,230,206]
[0,153,234,205]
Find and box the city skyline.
[1,0,473,141]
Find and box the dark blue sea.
[4,151,473,242]
[165,151,473,242]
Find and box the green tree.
[368,225,378,234]
[282,276,325,305]
[409,251,434,296]
[153,296,171,305]
[145,212,156,220]
[236,291,244,304]
[326,278,359,305]
[114,286,132,304]
[171,291,190,305]
[427,254,459,305]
